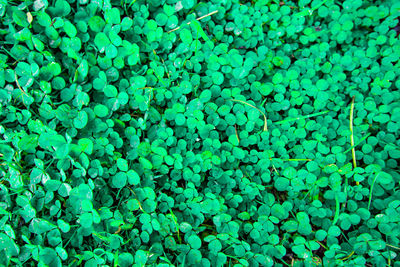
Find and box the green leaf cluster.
[0,0,399,266]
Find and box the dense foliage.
[0,0,400,266]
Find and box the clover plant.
[0,0,399,266]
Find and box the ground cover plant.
[0,0,400,266]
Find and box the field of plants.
[0,0,400,266]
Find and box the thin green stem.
[280,158,312,162]
[333,194,340,225]
[349,96,357,169]
[368,172,381,210]
[168,10,219,33]
[275,110,329,124]
[279,258,291,266]
[230,99,268,131]
[343,133,371,154]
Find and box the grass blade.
[368,172,381,210]
[269,157,280,175]
[350,96,356,169]
[190,19,209,42]
[234,125,240,144]
[280,158,312,162]
[343,133,371,154]
[168,10,218,34]
[349,96,359,186]
[294,0,329,17]
[168,208,181,243]
[231,99,268,131]
[333,194,340,225]
[340,251,355,261]
[275,110,328,124]
[311,0,329,12]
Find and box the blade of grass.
[340,251,354,261]
[332,194,340,225]
[301,184,317,200]
[280,158,312,162]
[187,2,204,16]
[234,125,240,144]
[181,249,186,267]
[315,240,328,250]
[311,0,329,11]
[278,259,291,266]
[275,110,329,124]
[350,96,356,167]
[14,72,27,95]
[368,172,381,210]
[261,97,268,107]
[1,46,19,63]
[349,96,358,185]
[386,244,400,250]
[230,99,268,131]
[127,187,144,212]
[343,133,371,154]
[191,19,209,42]
[194,23,199,56]
[294,0,329,17]
[343,174,348,209]
[126,0,137,10]
[269,157,280,175]
[168,208,181,244]
[168,10,218,33]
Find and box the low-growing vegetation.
[0,0,399,266]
